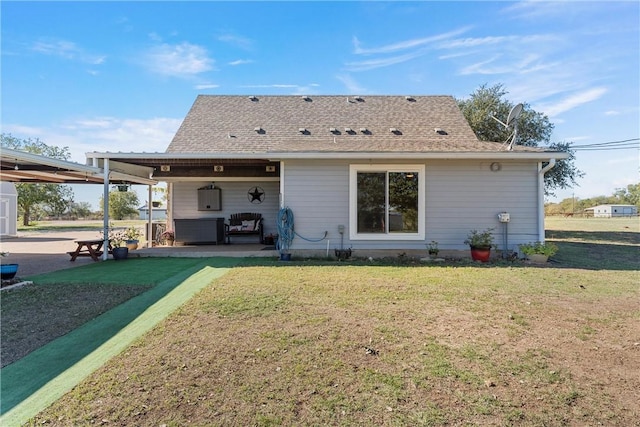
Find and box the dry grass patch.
[29,265,639,426]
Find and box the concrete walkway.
[1,230,106,277]
[1,229,277,278]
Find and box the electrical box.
[498,212,510,223]
[198,187,221,211]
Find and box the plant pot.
[1,264,19,280]
[279,253,291,261]
[126,239,139,250]
[526,253,548,263]
[165,239,174,247]
[334,248,352,260]
[470,246,491,262]
[112,247,129,260]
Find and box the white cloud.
[228,59,254,66]
[240,84,299,89]
[145,43,214,77]
[217,33,253,50]
[31,38,106,65]
[4,117,182,163]
[353,27,470,55]
[346,48,433,72]
[604,110,620,116]
[194,83,220,90]
[539,87,608,117]
[335,74,366,94]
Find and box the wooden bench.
[225,212,264,244]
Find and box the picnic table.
[68,239,112,262]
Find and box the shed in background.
[0,182,18,237]
[585,204,638,218]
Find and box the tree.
[614,183,640,207]
[1,133,75,225]
[457,84,584,197]
[100,190,140,220]
[68,202,94,219]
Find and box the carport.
[0,147,157,260]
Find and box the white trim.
[279,161,285,208]
[349,164,426,241]
[86,150,569,162]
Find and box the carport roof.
[0,147,156,185]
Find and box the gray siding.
[425,161,539,251]
[283,161,350,252]
[283,159,540,252]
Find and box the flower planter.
[1,264,19,280]
[526,254,548,263]
[112,247,129,260]
[470,247,491,262]
[335,248,352,260]
[126,239,139,250]
[279,253,291,261]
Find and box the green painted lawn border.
[0,258,238,426]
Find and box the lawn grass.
[25,264,639,426]
[17,220,147,232]
[4,217,640,425]
[546,216,639,270]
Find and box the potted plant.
[161,230,175,246]
[1,252,19,280]
[519,241,558,263]
[124,226,142,250]
[464,228,495,262]
[427,240,440,258]
[108,229,129,260]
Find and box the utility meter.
[498,212,510,223]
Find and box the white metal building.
[585,204,638,218]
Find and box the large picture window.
[350,164,425,240]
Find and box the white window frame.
[349,164,425,241]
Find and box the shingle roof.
[166,95,545,155]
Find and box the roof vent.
[329,127,340,134]
[390,128,402,135]
[354,96,364,102]
[254,127,265,134]
[360,127,370,134]
[299,128,309,135]
[302,96,312,102]
[434,128,448,135]
[405,96,416,102]
[344,127,354,134]
[248,96,258,101]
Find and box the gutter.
[538,159,556,242]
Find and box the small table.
[68,239,112,262]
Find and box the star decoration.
[248,187,265,203]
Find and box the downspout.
[102,158,110,261]
[538,158,556,242]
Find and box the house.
[584,204,638,218]
[86,95,568,256]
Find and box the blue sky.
[2,1,639,209]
